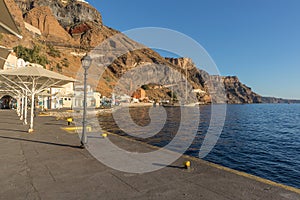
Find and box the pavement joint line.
[110,172,141,193]
[189,178,236,200]
[20,142,41,199]
[45,164,57,182]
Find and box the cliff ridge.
[0,0,293,104]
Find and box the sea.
[98,104,300,189]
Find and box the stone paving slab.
[0,110,299,200]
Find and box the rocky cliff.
[261,97,300,104]
[1,0,286,104]
[24,6,74,42]
[222,76,262,104]
[15,0,102,28]
[165,58,262,104]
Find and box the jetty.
[0,110,299,200]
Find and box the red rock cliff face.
[24,6,74,43]
[15,0,102,28]
[15,0,104,47]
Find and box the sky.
[87,0,300,99]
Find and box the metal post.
[80,55,91,148]
[81,67,88,147]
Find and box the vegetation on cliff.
[13,45,49,67]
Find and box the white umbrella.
[0,0,22,39]
[0,65,76,132]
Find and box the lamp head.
[81,55,92,70]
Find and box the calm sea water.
[98,104,300,189]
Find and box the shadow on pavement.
[0,135,82,149]
[152,163,185,169]
[0,128,28,133]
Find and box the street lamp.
[81,55,92,148]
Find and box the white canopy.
[0,90,16,98]
[0,65,76,132]
[0,0,22,39]
[0,65,76,93]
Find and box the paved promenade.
[0,110,299,200]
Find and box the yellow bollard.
[184,161,191,169]
[102,133,108,138]
[67,118,73,126]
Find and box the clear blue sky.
[87,0,300,99]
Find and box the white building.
[73,85,101,108]
[38,82,75,110]
[49,83,75,109]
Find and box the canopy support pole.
[29,93,34,133]
[17,96,21,116]
[24,91,28,125]
[29,79,35,133]
[20,95,24,120]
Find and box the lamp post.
[81,55,92,148]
